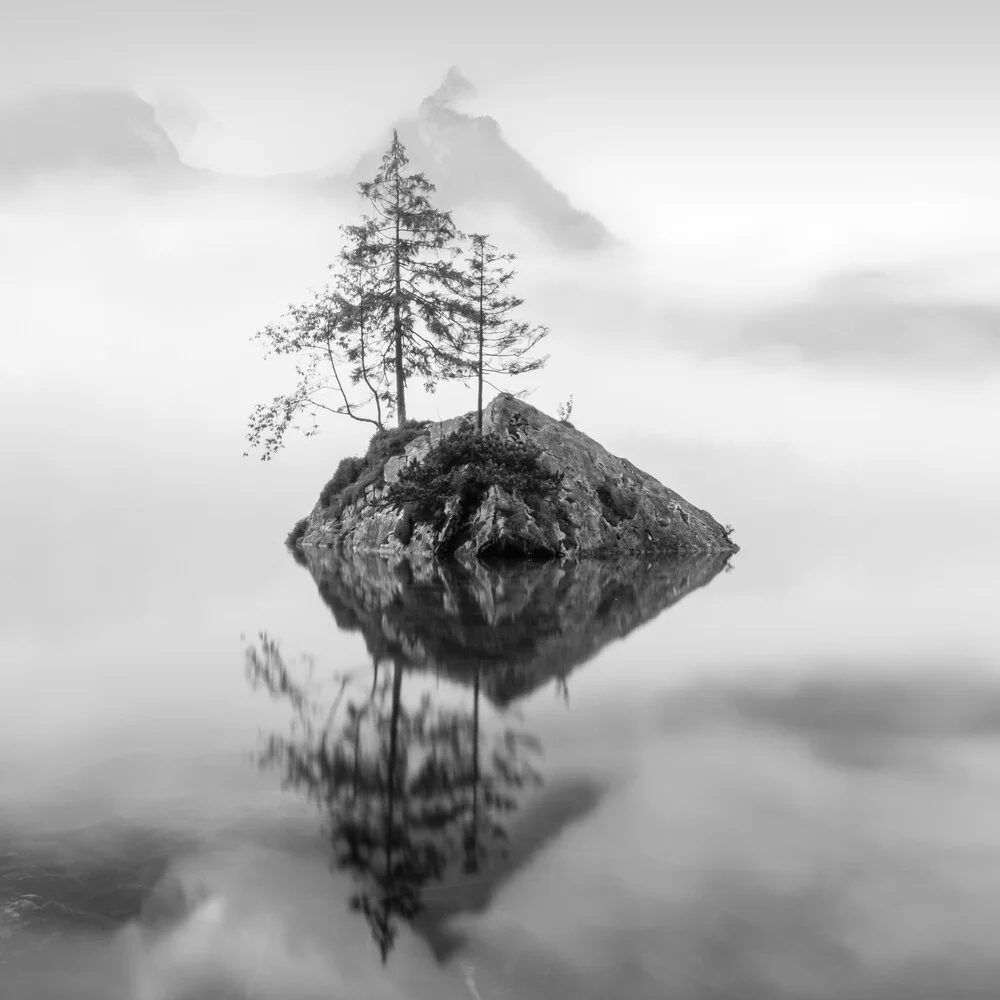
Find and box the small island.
[288,393,737,561]
[245,130,737,562]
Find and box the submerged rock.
[295,394,738,562]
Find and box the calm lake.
[4,444,1000,1000]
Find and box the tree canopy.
[245,130,550,459]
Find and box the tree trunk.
[393,171,406,426]
[476,345,483,435]
[477,250,485,435]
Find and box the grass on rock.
[316,420,430,520]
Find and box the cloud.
[147,93,219,143]
[744,275,1000,369]
[662,262,1000,373]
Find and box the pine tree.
[451,234,549,433]
[245,131,471,457]
[356,130,468,426]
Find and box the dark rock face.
[301,545,733,707]
[297,394,738,563]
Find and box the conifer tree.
[356,130,468,425]
[246,132,472,456]
[450,234,549,433]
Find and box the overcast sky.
[4,0,999,269]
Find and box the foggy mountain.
[331,67,616,252]
[0,90,205,184]
[0,69,615,253]
[6,74,998,373]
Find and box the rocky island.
[289,394,738,562]
[248,128,736,565]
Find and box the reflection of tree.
[246,634,540,962]
[452,666,544,874]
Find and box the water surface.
[3,479,1000,1000]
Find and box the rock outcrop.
[295,393,738,563]
[300,545,732,707]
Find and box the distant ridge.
[0,90,189,178]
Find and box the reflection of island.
[301,549,733,706]
[247,551,730,962]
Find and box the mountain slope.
[337,67,616,252]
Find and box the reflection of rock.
[299,393,739,562]
[268,541,730,960]
[302,545,731,706]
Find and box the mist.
[3,171,999,630]
[4,41,1000,996]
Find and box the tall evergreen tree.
[245,131,470,457]
[450,234,549,433]
[356,130,468,425]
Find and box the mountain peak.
[342,70,616,252]
[428,67,475,107]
